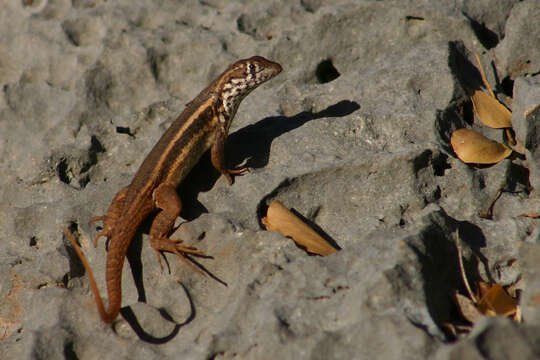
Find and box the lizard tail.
[63,227,119,323]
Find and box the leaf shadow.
[435,41,484,156]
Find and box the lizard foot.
[87,187,128,249]
[88,216,112,248]
[88,215,106,225]
[224,166,249,185]
[228,165,249,175]
[150,237,206,275]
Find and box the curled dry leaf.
[454,292,483,324]
[0,271,23,340]
[476,283,518,318]
[520,213,540,219]
[451,128,512,164]
[474,53,494,98]
[478,185,504,219]
[262,200,338,256]
[470,90,512,128]
[453,230,522,328]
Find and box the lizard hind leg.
[150,184,206,275]
[88,187,128,248]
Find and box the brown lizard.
[64,56,282,323]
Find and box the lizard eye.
[248,63,255,73]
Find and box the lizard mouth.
[252,56,283,78]
[250,58,282,88]
[263,60,282,76]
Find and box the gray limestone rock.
[512,76,540,197]
[1,0,539,359]
[494,0,540,79]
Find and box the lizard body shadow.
[119,99,359,341]
[119,282,196,344]
[115,214,218,342]
[180,99,360,220]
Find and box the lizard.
[64,56,282,323]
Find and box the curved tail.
[63,228,119,323]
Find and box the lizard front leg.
[211,128,248,185]
[89,187,128,248]
[149,183,205,273]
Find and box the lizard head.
[217,56,282,117]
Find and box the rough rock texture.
[1,0,539,359]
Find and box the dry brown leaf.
[471,53,512,128]
[476,281,492,299]
[442,322,475,339]
[0,271,23,340]
[455,230,476,302]
[514,304,523,323]
[472,53,510,108]
[474,53,494,97]
[441,322,458,338]
[478,185,504,219]
[454,292,483,324]
[476,283,519,317]
[470,90,512,128]
[453,230,522,327]
[262,200,338,256]
[451,128,512,164]
[520,213,540,219]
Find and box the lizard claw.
[171,239,205,255]
[89,216,112,249]
[150,237,206,275]
[92,231,111,249]
[224,166,249,185]
[88,216,112,248]
[228,166,249,175]
[154,250,166,272]
[88,216,106,226]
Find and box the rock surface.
[1,0,539,359]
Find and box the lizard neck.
[219,85,250,119]
[217,90,245,134]
[211,55,283,132]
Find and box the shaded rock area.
[1,0,539,359]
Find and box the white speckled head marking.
[217,56,282,120]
